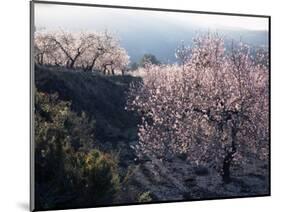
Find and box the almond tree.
[175,40,191,70]
[48,31,92,69]
[77,31,114,72]
[97,46,130,75]
[34,32,57,65]
[127,34,269,183]
[34,30,130,74]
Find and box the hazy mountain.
[119,26,268,63]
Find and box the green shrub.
[69,149,120,206]
[138,191,152,203]
[34,90,119,210]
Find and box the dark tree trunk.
[111,69,115,75]
[69,59,75,69]
[88,57,98,71]
[222,152,232,183]
[40,54,43,65]
[37,53,44,65]
[103,67,107,75]
[221,125,237,183]
[68,50,81,69]
[83,66,90,72]
[82,65,92,72]
[66,60,71,68]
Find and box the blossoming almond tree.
[34,32,59,65]
[34,30,130,74]
[95,45,130,75]
[127,33,269,183]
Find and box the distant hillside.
[120,28,268,64]
[35,66,141,146]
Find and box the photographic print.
[30,1,270,211]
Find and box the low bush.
[34,90,119,210]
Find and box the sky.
[34,3,269,32]
[34,3,269,63]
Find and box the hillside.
[35,66,141,167]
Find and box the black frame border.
[30,1,271,211]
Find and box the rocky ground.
[117,152,269,203]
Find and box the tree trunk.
[69,59,75,69]
[222,152,232,183]
[88,57,98,71]
[221,125,237,183]
[38,53,44,65]
[111,69,115,75]
[103,67,107,75]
